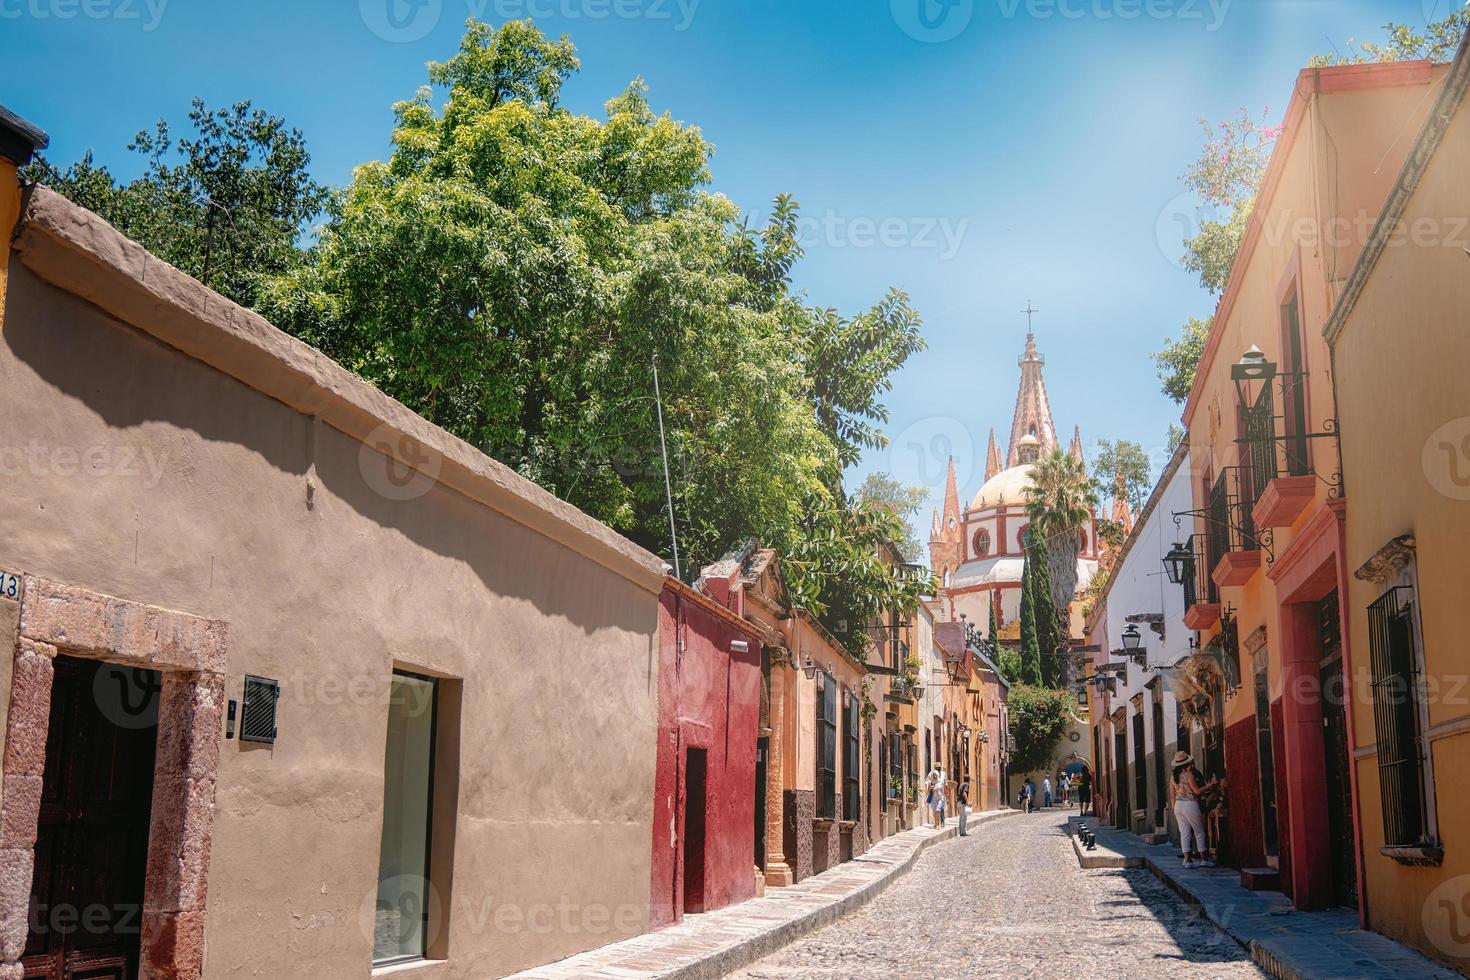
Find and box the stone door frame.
[0,576,226,980]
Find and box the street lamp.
[1122,623,1143,657]
[801,654,818,680]
[1231,344,1277,406]
[1163,540,1192,585]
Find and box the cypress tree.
[1018,543,1043,686]
[1029,534,1064,688]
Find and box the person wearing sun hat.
[1169,750,1217,869]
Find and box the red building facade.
[649,579,763,928]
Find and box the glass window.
[374,672,438,965]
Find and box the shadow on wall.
[2,264,656,648]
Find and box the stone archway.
[0,576,226,980]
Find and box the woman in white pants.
[1170,751,1216,868]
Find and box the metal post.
[652,354,681,581]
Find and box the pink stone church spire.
[1068,425,1084,463]
[1005,309,1059,468]
[984,428,1002,481]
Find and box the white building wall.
[1101,451,1194,835]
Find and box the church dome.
[970,463,1036,511]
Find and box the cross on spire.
[1021,300,1039,336]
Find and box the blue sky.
[1,0,1450,535]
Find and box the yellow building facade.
[1324,33,1470,970]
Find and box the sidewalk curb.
[1065,818,1459,980]
[658,808,1019,980]
[512,808,1019,980]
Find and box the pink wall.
[649,582,762,928]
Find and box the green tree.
[1152,315,1211,404]
[1309,11,1470,66]
[1007,683,1076,776]
[1017,551,1043,687]
[1179,107,1278,294]
[26,99,330,309]
[1090,438,1152,514]
[854,471,929,562]
[260,19,928,650]
[1023,449,1090,688]
[1026,532,1067,689]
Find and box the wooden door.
[1319,593,1357,909]
[24,658,158,980]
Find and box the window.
[1132,711,1147,815]
[844,694,861,821]
[816,673,837,820]
[1368,586,1432,847]
[374,671,438,965]
[972,528,991,557]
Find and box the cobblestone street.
[730,810,1266,980]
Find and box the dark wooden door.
[1319,593,1357,909]
[1113,729,1129,828]
[24,658,158,980]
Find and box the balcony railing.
[1179,533,1219,609]
[1208,466,1258,555]
[1235,373,1342,526]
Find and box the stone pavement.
[507,809,1015,980]
[1065,816,1459,980]
[731,809,1263,979]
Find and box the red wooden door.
[24,658,158,980]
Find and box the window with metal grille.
[240,675,280,743]
[1368,586,1429,847]
[844,695,861,821]
[816,673,837,819]
[880,732,890,813]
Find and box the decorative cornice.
[1354,534,1417,584]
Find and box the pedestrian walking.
[957,776,971,836]
[1023,778,1035,814]
[926,767,947,829]
[1078,768,1092,814]
[1170,751,1217,868]
[1042,776,1053,809]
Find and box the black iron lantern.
[1121,623,1143,655]
[1163,541,1192,585]
[801,654,818,680]
[1231,344,1277,406]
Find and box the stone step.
[1239,867,1281,891]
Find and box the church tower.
[1005,332,1059,468]
[927,457,963,583]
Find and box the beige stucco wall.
[0,191,665,978]
[1331,90,1470,968]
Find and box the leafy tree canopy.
[1090,438,1152,514]
[25,99,331,309]
[854,471,929,562]
[1309,11,1470,66]
[1007,683,1077,776]
[255,19,927,652]
[1152,315,1211,405]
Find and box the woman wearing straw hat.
[1169,751,1217,869]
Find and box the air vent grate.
[241,675,280,744]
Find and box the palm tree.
[1023,449,1094,682]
